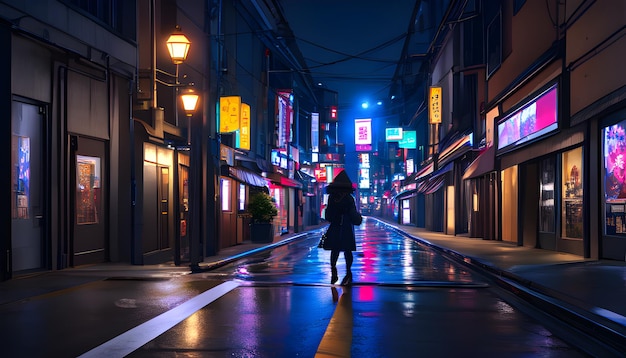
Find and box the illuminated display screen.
[355,118,372,145]
[604,121,626,200]
[497,84,558,150]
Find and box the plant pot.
[250,222,274,243]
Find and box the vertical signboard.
[429,87,442,124]
[358,153,370,190]
[312,112,319,153]
[276,90,293,147]
[219,96,241,133]
[355,118,372,151]
[406,158,414,175]
[239,103,251,150]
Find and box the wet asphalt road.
[1,219,589,357]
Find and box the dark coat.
[323,192,362,251]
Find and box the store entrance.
[10,100,47,274]
[72,136,107,266]
[537,157,557,250]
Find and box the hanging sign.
[239,103,251,150]
[219,96,241,133]
[429,86,442,124]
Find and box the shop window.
[486,11,502,78]
[562,148,583,239]
[539,157,555,233]
[514,0,527,15]
[12,136,30,219]
[271,185,288,235]
[76,155,101,224]
[402,199,410,225]
[604,121,626,234]
[221,178,231,212]
[238,183,246,212]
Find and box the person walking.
[323,171,362,285]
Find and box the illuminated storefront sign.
[406,158,414,175]
[497,84,558,150]
[271,148,289,169]
[239,103,251,150]
[359,153,370,168]
[314,168,327,182]
[399,130,416,149]
[219,96,241,133]
[355,118,372,151]
[429,86,442,124]
[312,112,319,153]
[276,90,293,147]
[385,127,403,141]
[359,168,370,189]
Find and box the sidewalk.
[0,227,322,306]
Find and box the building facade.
[2,0,322,281]
[400,0,626,262]
[1,0,136,280]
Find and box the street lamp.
[181,88,199,114]
[157,26,192,127]
[166,26,191,64]
[180,87,200,145]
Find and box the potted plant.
[246,191,278,243]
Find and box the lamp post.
[162,27,200,268]
[180,86,200,269]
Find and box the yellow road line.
[316,287,353,358]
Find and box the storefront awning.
[402,170,419,186]
[431,162,453,179]
[418,175,445,194]
[438,133,472,168]
[226,166,268,188]
[415,162,434,181]
[266,172,303,189]
[463,145,495,180]
[394,188,417,201]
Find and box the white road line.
[78,280,240,358]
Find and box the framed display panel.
[604,119,626,235]
[562,147,583,239]
[497,84,558,151]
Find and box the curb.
[191,231,317,273]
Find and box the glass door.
[73,137,107,266]
[11,100,46,273]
